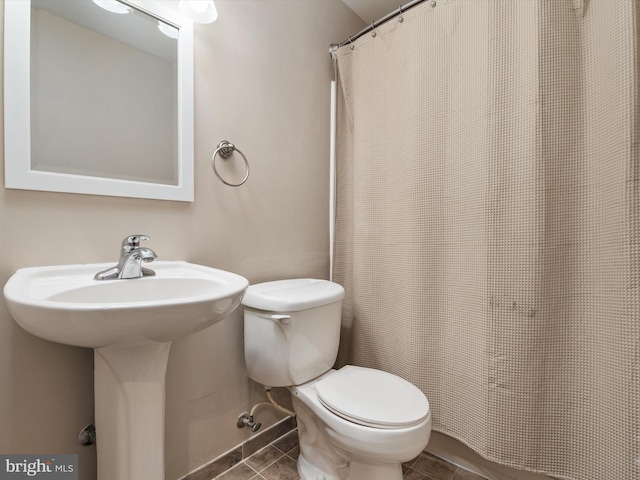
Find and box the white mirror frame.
[4,0,194,202]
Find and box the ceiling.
[341,0,404,25]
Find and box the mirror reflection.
[30,0,178,185]
[5,0,193,201]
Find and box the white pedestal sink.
[3,261,249,480]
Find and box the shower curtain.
[332,1,639,479]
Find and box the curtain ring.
[348,35,354,50]
[371,22,377,38]
[211,140,250,187]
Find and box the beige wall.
[0,1,364,479]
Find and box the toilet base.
[297,453,340,480]
[346,457,403,480]
[297,451,403,480]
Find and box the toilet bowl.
[242,279,431,480]
[292,367,431,480]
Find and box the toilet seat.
[315,366,429,429]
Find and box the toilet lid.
[242,279,345,311]
[315,366,430,429]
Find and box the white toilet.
[242,278,431,480]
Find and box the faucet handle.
[121,234,150,248]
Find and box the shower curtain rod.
[330,0,428,55]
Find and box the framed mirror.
[4,0,194,202]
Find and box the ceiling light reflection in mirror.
[179,0,218,23]
[92,0,133,14]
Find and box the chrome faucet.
[94,234,157,280]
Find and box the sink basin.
[4,260,249,480]
[3,261,249,347]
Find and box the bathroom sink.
[4,259,249,479]
[3,261,249,348]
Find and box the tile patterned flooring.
[215,429,487,480]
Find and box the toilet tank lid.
[242,279,345,311]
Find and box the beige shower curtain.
[332,1,639,479]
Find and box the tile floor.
[215,429,487,480]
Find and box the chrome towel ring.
[211,140,250,187]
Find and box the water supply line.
[237,387,295,433]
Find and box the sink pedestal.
[94,341,172,480]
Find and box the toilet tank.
[242,279,345,387]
